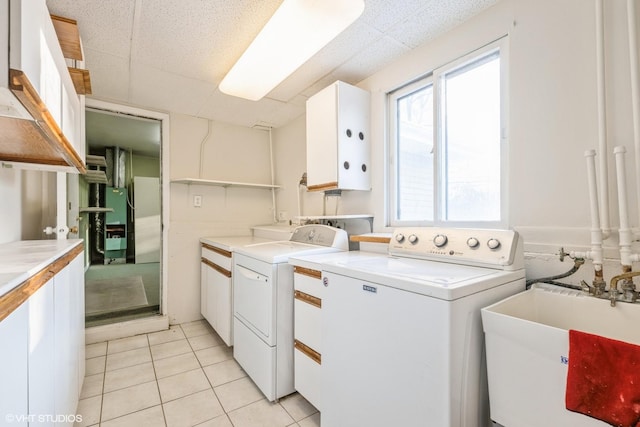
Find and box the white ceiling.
[46,0,499,130]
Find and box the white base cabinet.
[200,244,233,346]
[0,243,84,427]
[0,303,29,426]
[292,267,324,410]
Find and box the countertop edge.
[0,240,84,321]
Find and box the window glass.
[388,40,506,227]
[440,52,501,221]
[396,84,434,221]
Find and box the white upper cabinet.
[306,81,371,192]
[0,0,86,173]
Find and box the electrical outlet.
[193,195,202,207]
[278,211,288,221]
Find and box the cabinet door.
[54,259,82,425]
[0,303,29,426]
[200,262,209,321]
[210,267,232,346]
[28,279,56,426]
[68,254,85,393]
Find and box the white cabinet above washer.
[306,81,370,192]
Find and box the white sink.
[481,284,640,427]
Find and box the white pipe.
[614,146,640,265]
[572,150,604,268]
[269,127,277,223]
[596,0,611,237]
[296,183,302,222]
[627,0,640,229]
[198,120,212,179]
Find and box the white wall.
[275,0,640,285]
[168,113,277,324]
[0,167,22,244]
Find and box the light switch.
[193,195,202,207]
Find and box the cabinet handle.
[294,339,321,365]
[201,243,232,258]
[293,266,321,279]
[294,290,321,308]
[201,258,231,278]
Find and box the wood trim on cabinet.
[294,339,321,365]
[201,258,232,278]
[0,243,84,323]
[307,182,338,192]
[349,235,391,244]
[50,14,83,61]
[68,67,92,95]
[294,290,321,308]
[8,69,86,173]
[201,243,232,258]
[293,266,321,280]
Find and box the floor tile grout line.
[147,333,169,427]
[177,323,230,423]
[98,342,107,425]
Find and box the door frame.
[84,98,170,318]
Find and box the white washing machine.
[232,225,348,401]
[320,227,526,427]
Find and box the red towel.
[566,329,640,427]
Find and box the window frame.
[387,37,509,228]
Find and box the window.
[389,39,507,227]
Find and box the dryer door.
[234,263,275,345]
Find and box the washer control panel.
[290,224,349,249]
[388,227,521,268]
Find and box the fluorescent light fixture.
[219,0,365,101]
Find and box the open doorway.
[81,105,164,327]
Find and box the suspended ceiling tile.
[131,0,281,83]
[197,89,299,129]
[387,0,499,49]
[360,0,432,33]
[47,0,135,59]
[268,21,383,102]
[260,101,305,129]
[335,35,410,80]
[83,48,130,102]
[128,62,215,117]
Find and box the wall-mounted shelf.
[86,154,106,167]
[171,178,280,189]
[83,170,108,184]
[295,214,373,220]
[79,207,113,213]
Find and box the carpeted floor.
[85,275,148,315]
[85,262,160,327]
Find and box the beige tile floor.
[77,320,321,427]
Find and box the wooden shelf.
[50,15,83,61]
[0,70,86,173]
[83,170,108,184]
[171,178,280,189]
[86,155,107,167]
[68,68,92,95]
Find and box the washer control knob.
[487,238,501,250]
[467,237,480,248]
[408,234,418,244]
[433,234,448,247]
[395,233,405,243]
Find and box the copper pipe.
[609,269,640,306]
